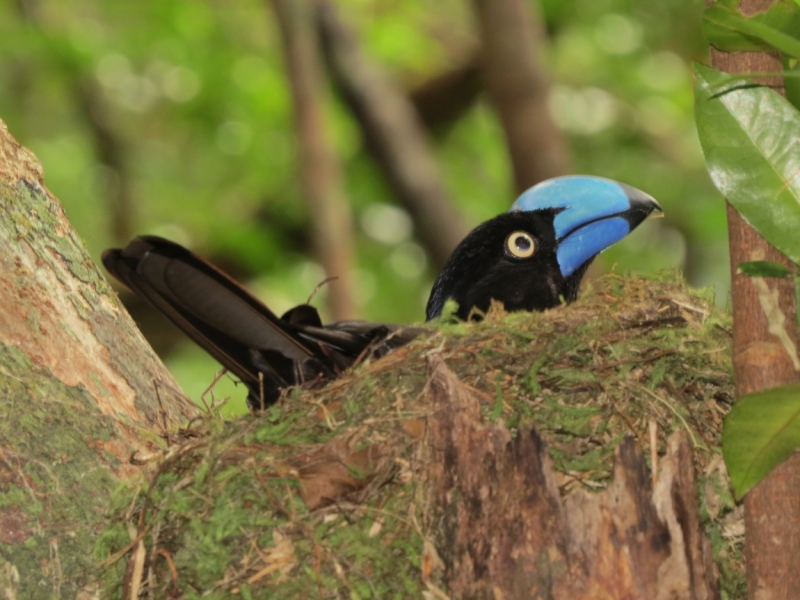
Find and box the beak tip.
[641,196,664,219]
[621,183,664,221]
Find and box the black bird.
[427,176,662,320]
[103,176,661,409]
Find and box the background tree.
[697,0,800,597]
[0,0,719,414]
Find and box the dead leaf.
[293,438,385,510]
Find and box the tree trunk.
[472,0,571,194]
[270,0,359,321]
[426,356,719,599]
[0,119,196,598]
[707,1,800,597]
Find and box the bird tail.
[102,236,331,408]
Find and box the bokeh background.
[0,0,724,413]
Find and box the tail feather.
[102,236,324,405]
[103,236,424,409]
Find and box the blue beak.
[510,176,663,277]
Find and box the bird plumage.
[103,176,662,409]
[427,176,662,320]
[424,209,587,320]
[102,237,419,409]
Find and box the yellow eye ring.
[505,231,536,259]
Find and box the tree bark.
[316,0,470,269]
[708,1,800,597]
[0,119,196,598]
[270,0,359,320]
[472,0,570,194]
[426,356,719,599]
[409,53,483,134]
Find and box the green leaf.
[723,384,800,499]
[704,1,800,57]
[783,55,800,110]
[737,260,792,278]
[694,63,800,265]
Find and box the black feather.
[102,236,418,409]
[425,210,590,320]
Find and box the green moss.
[96,274,742,598]
[0,345,122,598]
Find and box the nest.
[97,273,742,599]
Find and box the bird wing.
[102,236,322,402]
[296,321,426,361]
[104,237,427,408]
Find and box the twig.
[594,350,676,370]
[307,275,339,305]
[200,368,229,413]
[649,419,658,488]
[155,548,179,592]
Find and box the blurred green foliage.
[0,0,723,411]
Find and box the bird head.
[425,176,662,321]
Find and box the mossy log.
[427,357,717,598]
[0,119,742,599]
[97,276,740,599]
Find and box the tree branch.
[409,52,482,135]
[316,0,469,269]
[472,0,570,194]
[270,0,358,320]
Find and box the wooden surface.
[426,356,719,599]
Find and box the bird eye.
[505,231,536,259]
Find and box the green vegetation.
[1,0,723,413]
[97,274,743,598]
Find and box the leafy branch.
[698,0,800,499]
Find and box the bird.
[426,176,662,320]
[103,176,661,409]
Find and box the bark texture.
[426,356,719,599]
[0,119,197,599]
[708,0,800,596]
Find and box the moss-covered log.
[426,357,718,599]
[97,275,742,599]
[0,119,198,598]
